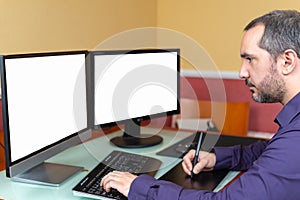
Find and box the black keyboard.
[72,150,162,200]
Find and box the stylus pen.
[191,131,204,179]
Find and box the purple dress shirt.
[128,92,300,200]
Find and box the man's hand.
[182,150,216,176]
[100,171,137,197]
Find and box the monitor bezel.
[0,50,91,178]
[90,48,181,130]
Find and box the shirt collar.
[275,92,300,127]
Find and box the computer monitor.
[91,49,180,148]
[0,51,91,186]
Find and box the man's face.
[239,24,286,103]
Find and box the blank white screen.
[5,53,87,162]
[94,51,178,125]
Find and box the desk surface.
[0,128,239,200]
[0,131,4,171]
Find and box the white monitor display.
[0,51,90,186]
[92,49,180,148]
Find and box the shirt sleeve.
[214,141,268,171]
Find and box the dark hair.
[244,10,300,59]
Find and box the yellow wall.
[1,0,300,72]
[157,0,300,71]
[0,0,157,54]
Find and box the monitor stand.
[110,120,163,148]
[12,162,83,186]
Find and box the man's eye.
[246,57,253,63]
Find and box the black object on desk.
[159,163,229,191]
[73,150,162,200]
[191,131,204,179]
[157,132,263,158]
[158,132,264,191]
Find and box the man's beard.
[245,64,286,103]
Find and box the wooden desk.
[0,147,4,171]
[0,131,4,171]
[0,127,239,200]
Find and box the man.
[101,10,300,199]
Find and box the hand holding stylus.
[182,133,216,177]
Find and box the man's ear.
[280,49,298,75]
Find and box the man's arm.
[214,141,268,171]
[182,141,268,175]
[102,141,275,200]
[127,138,291,200]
